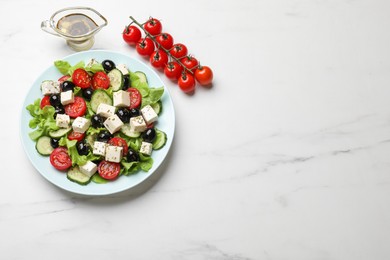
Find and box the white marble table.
[1,0,390,259]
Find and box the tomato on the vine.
[150,50,168,69]
[169,43,188,59]
[194,66,213,86]
[180,56,199,72]
[136,38,155,56]
[164,61,183,80]
[178,73,196,94]
[123,25,142,45]
[143,18,162,36]
[155,33,174,50]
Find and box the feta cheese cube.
[113,90,130,107]
[96,103,116,118]
[103,114,124,134]
[105,145,123,163]
[129,115,147,132]
[56,114,70,128]
[141,105,158,124]
[93,141,108,156]
[72,117,91,133]
[41,80,60,95]
[140,142,153,156]
[79,161,97,178]
[60,90,74,105]
[86,58,99,68]
[116,64,129,75]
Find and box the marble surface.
[1,0,390,259]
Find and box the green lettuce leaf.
[59,137,100,166]
[54,60,71,75]
[26,99,59,140]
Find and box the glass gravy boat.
[41,7,108,51]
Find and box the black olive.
[127,148,140,162]
[49,94,61,106]
[77,141,89,155]
[116,107,130,122]
[50,138,60,148]
[53,105,65,118]
[122,75,130,90]
[129,108,140,118]
[102,60,115,72]
[91,114,105,128]
[82,87,94,101]
[97,130,113,142]
[61,81,75,92]
[142,128,156,143]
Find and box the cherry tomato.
[108,137,128,156]
[194,66,213,86]
[98,160,120,180]
[150,50,168,69]
[50,147,72,171]
[169,43,188,59]
[178,73,196,94]
[58,75,71,83]
[92,71,110,90]
[72,68,91,89]
[122,25,142,45]
[155,33,174,50]
[143,18,162,36]
[64,96,87,118]
[136,38,155,56]
[127,88,142,109]
[164,61,183,80]
[40,96,51,109]
[67,131,85,142]
[180,56,199,72]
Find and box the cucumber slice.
[150,101,162,115]
[67,166,91,185]
[36,136,54,156]
[90,90,113,112]
[85,134,96,149]
[135,71,147,83]
[107,68,123,91]
[152,129,167,150]
[120,124,141,138]
[49,127,71,138]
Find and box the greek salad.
[26,58,167,185]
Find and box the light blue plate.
[20,50,175,196]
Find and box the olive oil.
[57,13,98,36]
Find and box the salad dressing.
[56,13,98,36]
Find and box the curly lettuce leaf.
[26,99,59,140]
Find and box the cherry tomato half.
[98,160,121,180]
[64,96,87,118]
[72,68,91,89]
[143,18,162,36]
[92,71,110,90]
[178,73,196,94]
[58,75,71,84]
[67,131,85,142]
[169,43,188,59]
[127,88,142,109]
[136,38,155,56]
[155,33,174,50]
[150,50,168,69]
[108,137,128,156]
[40,95,51,109]
[50,147,72,171]
[123,25,142,45]
[164,61,183,81]
[180,56,199,72]
[194,66,213,86]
